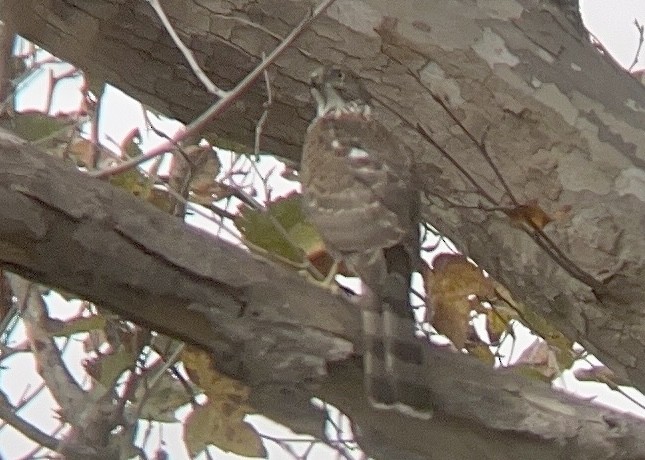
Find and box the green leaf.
[109,168,152,199]
[51,315,106,337]
[6,112,75,142]
[235,193,317,264]
[84,345,137,388]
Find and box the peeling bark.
[2,0,645,457]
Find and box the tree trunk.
[2,0,645,458]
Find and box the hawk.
[300,67,430,413]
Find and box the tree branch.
[2,130,645,459]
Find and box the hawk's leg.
[319,259,340,287]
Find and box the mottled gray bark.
[2,0,645,458]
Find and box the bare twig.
[209,15,311,67]
[147,0,225,97]
[526,225,603,291]
[628,19,645,72]
[85,86,102,169]
[415,124,498,205]
[8,274,127,457]
[427,92,518,205]
[0,389,63,453]
[92,0,338,179]
[160,181,244,241]
[10,276,88,411]
[400,75,603,292]
[255,52,272,159]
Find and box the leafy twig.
[382,75,602,292]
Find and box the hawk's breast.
[301,110,414,254]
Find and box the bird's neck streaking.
[312,84,371,118]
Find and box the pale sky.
[581,0,645,70]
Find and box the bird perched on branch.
[300,66,430,414]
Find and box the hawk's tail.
[362,244,433,417]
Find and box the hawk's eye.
[331,68,345,82]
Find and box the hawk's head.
[309,66,371,117]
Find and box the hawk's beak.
[309,68,326,116]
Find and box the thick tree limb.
[0,131,357,383]
[2,130,645,458]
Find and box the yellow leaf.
[120,128,143,158]
[493,281,574,371]
[182,347,265,457]
[109,168,152,199]
[185,403,265,458]
[486,304,517,343]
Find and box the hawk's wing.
[301,111,417,267]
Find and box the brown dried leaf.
[466,343,495,365]
[425,253,495,349]
[512,338,560,381]
[168,144,226,205]
[67,138,95,166]
[504,200,553,230]
[574,366,631,387]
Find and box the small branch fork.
[377,68,604,293]
[414,122,602,291]
[628,19,645,72]
[92,0,337,179]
